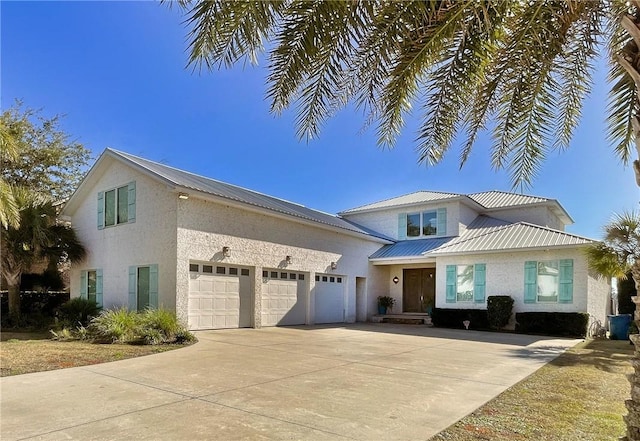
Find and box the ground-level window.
[129,264,158,311]
[524,260,573,304]
[80,269,103,306]
[446,264,486,304]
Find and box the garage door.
[261,270,306,326]
[188,263,251,330]
[314,274,345,324]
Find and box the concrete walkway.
[1,324,579,440]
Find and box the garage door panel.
[261,272,306,327]
[314,275,345,324]
[188,265,251,330]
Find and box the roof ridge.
[340,189,463,213]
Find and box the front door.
[403,268,435,313]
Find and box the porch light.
[178,192,189,200]
[222,246,231,258]
[393,276,399,284]
[286,255,293,265]
[330,261,338,270]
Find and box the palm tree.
[0,119,20,229]
[167,0,640,189]
[0,188,86,319]
[588,210,640,299]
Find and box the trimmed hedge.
[431,308,490,330]
[515,312,589,337]
[487,296,514,330]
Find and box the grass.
[431,339,634,441]
[0,332,183,377]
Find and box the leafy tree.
[1,101,91,202]
[168,0,640,189]
[587,210,640,305]
[0,188,86,319]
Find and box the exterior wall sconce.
[393,276,399,284]
[330,261,338,270]
[285,255,293,265]
[222,246,231,258]
[178,192,189,200]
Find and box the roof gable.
[339,191,463,214]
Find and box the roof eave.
[428,242,593,257]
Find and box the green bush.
[487,296,514,330]
[431,308,490,330]
[87,307,195,345]
[57,298,102,327]
[515,312,589,337]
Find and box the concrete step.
[372,314,433,326]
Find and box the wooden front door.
[403,268,435,313]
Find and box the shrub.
[487,296,514,330]
[431,308,490,330]
[377,296,395,309]
[57,298,102,327]
[140,308,196,345]
[0,291,70,319]
[87,307,195,345]
[515,312,589,337]
[88,308,142,344]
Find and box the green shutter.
[80,270,88,300]
[149,264,159,308]
[128,266,137,310]
[95,269,103,307]
[474,264,486,303]
[524,261,537,303]
[398,213,407,240]
[97,192,104,230]
[558,259,574,304]
[436,208,447,236]
[127,181,136,223]
[446,265,456,303]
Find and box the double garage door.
[188,263,252,330]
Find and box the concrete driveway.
[1,324,578,440]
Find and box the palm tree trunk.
[5,272,21,319]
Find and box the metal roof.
[429,218,593,255]
[106,149,392,242]
[339,191,462,214]
[466,191,550,208]
[369,237,455,259]
[369,215,594,261]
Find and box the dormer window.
[407,210,439,237]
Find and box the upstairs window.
[403,208,445,238]
[98,182,136,229]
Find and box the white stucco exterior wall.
[433,248,609,324]
[174,195,387,325]
[68,159,178,311]
[486,206,566,230]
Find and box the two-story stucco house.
[61,149,610,331]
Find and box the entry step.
[371,314,433,326]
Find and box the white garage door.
[261,270,306,326]
[314,274,345,324]
[188,263,251,330]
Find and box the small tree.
[619,272,639,315]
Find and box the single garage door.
[314,274,345,324]
[188,263,251,330]
[261,270,306,326]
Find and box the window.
[241,269,250,276]
[129,264,158,311]
[525,260,573,304]
[402,208,445,239]
[229,267,238,275]
[271,271,278,278]
[80,269,103,306]
[456,265,474,302]
[446,264,486,304]
[289,273,297,280]
[298,274,305,281]
[203,265,213,273]
[98,182,135,229]
[189,264,199,272]
[216,266,226,275]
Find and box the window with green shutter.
[446,264,486,303]
[129,264,159,311]
[524,260,573,304]
[98,182,136,229]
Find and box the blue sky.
[3,1,638,239]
